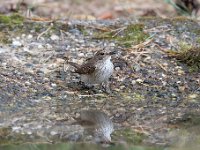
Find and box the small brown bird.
[75,110,114,143]
[68,50,115,92]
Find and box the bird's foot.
[102,82,112,94]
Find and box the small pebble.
[161,73,166,78]
[51,83,57,87]
[162,81,167,86]
[188,94,198,99]
[177,69,184,75]
[171,93,177,97]
[25,81,31,86]
[43,78,50,82]
[12,40,22,47]
[50,34,59,40]
[12,126,21,132]
[78,40,84,44]
[23,47,30,52]
[27,34,33,39]
[109,43,115,47]
[131,80,136,85]
[136,78,143,83]
[38,44,44,49]
[27,131,32,135]
[50,131,58,136]
[46,44,53,49]
[78,53,84,57]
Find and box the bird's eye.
[100,52,105,55]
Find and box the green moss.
[0,143,164,150]
[116,24,149,47]
[0,32,11,44]
[9,14,24,24]
[167,42,200,72]
[194,30,200,36]
[0,127,12,144]
[197,37,200,44]
[93,30,113,39]
[82,29,89,36]
[33,24,43,32]
[0,14,24,32]
[0,14,24,25]
[0,127,11,137]
[113,128,146,144]
[0,15,10,24]
[93,23,149,47]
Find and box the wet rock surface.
[0,17,200,147]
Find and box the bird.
[68,49,115,92]
[175,0,199,15]
[75,110,114,143]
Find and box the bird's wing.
[68,62,81,69]
[75,62,96,74]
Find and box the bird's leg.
[101,81,111,94]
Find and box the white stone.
[46,44,53,49]
[23,47,30,52]
[109,43,115,47]
[50,34,59,40]
[12,40,22,47]
[27,131,32,135]
[38,44,44,49]
[131,80,136,85]
[78,53,84,57]
[136,78,143,83]
[12,126,21,131]
[162,81,167,86]
[50,131,58,135]
[25,81,31,86]
[161,73,166,77]
[27,34,33,39]
[51,83,57,87]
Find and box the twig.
[37,25,52,40]
[60,30,64,41]
[132,38,154,49]
[154,44,168,53]
[155,61,168,72]
[145,25,172,32]
[140,82,162,88]
[86,25,112,32]
[111,26,127,38]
